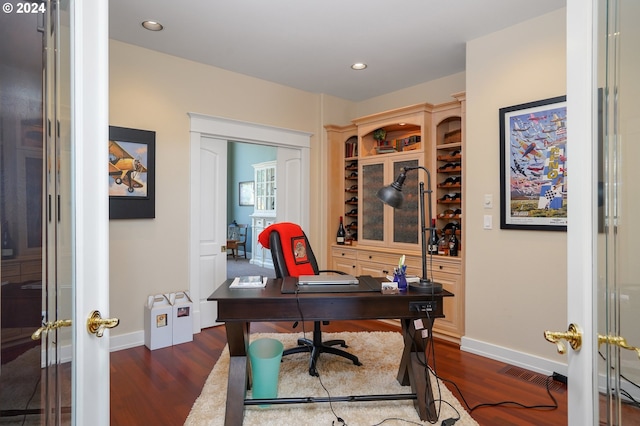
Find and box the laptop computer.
[281,275,380,293]
[297,274,359,285]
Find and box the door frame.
[70,0,111,424]
[566,0,598,424]
[188,113,311,332]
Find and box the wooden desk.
[208,278,453,426]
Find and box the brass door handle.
[544,323,582,354]
[599,335,640,359]
[87,310,120,338]
[31,319,72,340]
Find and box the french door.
[596,0,640,423]
[563,1,640,424]
[1,1,111,424]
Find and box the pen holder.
[393,271,407,292]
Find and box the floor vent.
[498,366,567,393]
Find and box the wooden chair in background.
[227,224,248,260]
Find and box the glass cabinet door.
[253,161,276,213]
[361,162,384,242]
[360,157,421,246]
[392,158,419,244]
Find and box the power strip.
[552,372,568,384]
[409,301,437,312]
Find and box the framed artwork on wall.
[109,126,156,219]
[499,95,567,231]
[239,181,254,206]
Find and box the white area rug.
[185,331,479,426]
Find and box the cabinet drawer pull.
[439,265,443,269]
[382,269,389,274]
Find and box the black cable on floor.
[432,366,559,413]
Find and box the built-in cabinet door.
[359,155,421,248]
[391,158,420,245]
[360,162,385,243]
[429,271,460,338]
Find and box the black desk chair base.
[283,322,362,376]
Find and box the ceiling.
[108,0,565,102]
[0,1,566,103]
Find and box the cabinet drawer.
[431,257,461,275]
[357,251,398,266]
[331,247,356,260]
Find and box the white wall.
[463,9,568,368]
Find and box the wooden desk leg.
[396,318,436,422]
[223,322,250,426]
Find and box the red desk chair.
[258,222,362,376]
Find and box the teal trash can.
[249,338,284,400]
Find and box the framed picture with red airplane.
[499,96,567,231]
[109,126,156,219]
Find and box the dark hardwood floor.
[110,320,567,425]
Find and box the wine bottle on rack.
[437,229,449,256]
[448,224,459,256]
[336,216,346,245]
[427,219,439,255]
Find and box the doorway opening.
[188,113,311,332]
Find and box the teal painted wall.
[227,142,276,256]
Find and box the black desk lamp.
[376,166,442,293]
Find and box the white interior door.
[276,147,307,228]
[192,136,227,330]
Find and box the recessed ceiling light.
[351,63,367,70]
[142,20,163,31]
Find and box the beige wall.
[109,41,325,337]
[355,72,466,118]
[464,9,567,361]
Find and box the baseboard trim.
[109,330,145,352]
[460,335,567,376]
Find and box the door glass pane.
[361,163,384,241]
[598,0,640,423]
[392,159,419,244]
[0,5,44,425]
[54,0,73,423]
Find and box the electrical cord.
[412,309,462,425]
[598,350,640,409]
[293,288,309,340]
[22,372,41,426]
[295,288,346,425]
[416,304,560,416]
[432,366,559,413]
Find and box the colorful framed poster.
[499,96,567,231]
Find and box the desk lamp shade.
[375,172,406,208]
